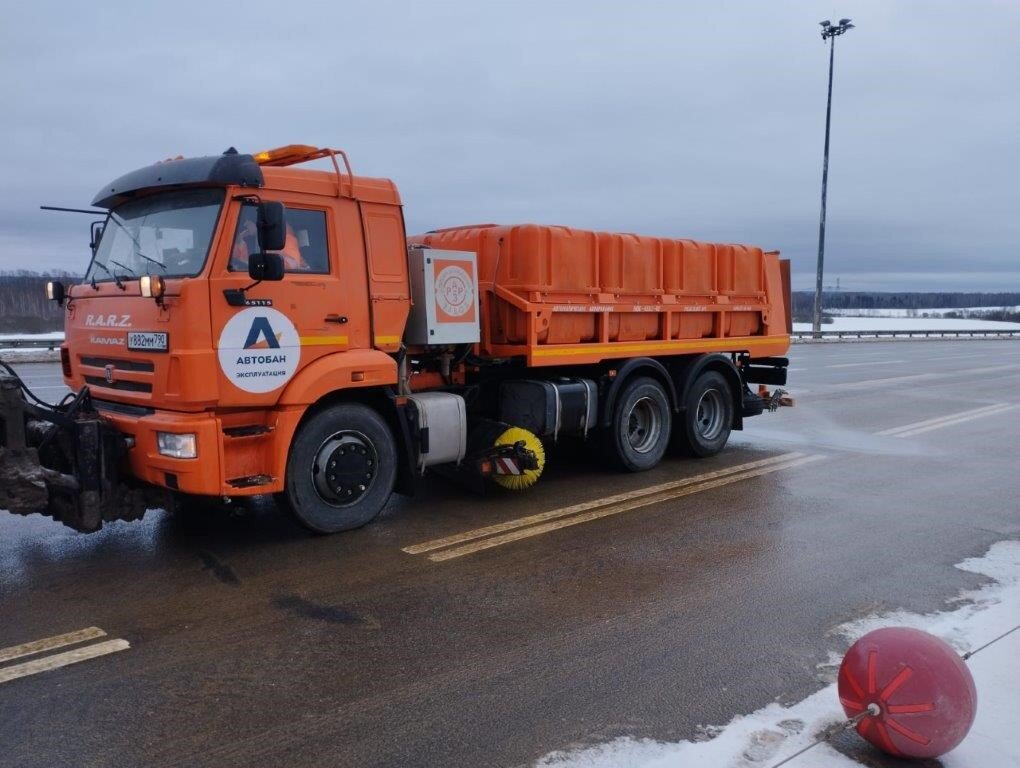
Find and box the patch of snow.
[0,348,60,363]
[536,540,1020,768]
[0,332,65,341]
[794,317,1020,332]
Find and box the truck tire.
[672,370,733,458]
[278,402,396,534]
[604,376,672,472]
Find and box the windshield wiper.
[91,261,124,290]
[106,212,166,272]
[134,249,166,271]
[109,260,133,289]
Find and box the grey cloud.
[0,0,1016,292]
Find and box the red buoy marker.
[838,627,977,759]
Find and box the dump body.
[409,224,790,365]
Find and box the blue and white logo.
[217,307,300,393]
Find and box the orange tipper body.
[5,144,793,533]
[408,224,790,366]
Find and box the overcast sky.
[1,1,1017,290]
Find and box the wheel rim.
[310,430,378,508]
[627,396,663,453]
[695,388,725,441]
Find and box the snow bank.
[536,540,1020,768]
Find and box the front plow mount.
[0,373,155,532]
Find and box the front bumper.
[95,400,293,498]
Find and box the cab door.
[209,196,351,405]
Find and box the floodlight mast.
[812,18,854,337]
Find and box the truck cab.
[61,145,410,506]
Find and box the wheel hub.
[312,432,377,507]
[695,388,725,440]
[627,396,662,453]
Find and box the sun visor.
[91,152,264,208]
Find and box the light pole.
[813,18,854,337]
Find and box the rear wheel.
[672,370,734,458]
[277,402,396,534]
[604,376,672,472]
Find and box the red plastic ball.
[838,627,977,759]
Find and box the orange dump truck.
[0,145,791,533]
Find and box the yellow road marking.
[403,452,807,555]
[877,404,1014,437]
[0,626,107,664]
[0,639,129,685]
[422,455,822,562]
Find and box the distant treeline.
[792,291,1020,322]
[0,270,78,333]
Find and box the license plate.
[127,331,168,352]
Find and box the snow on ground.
[0,332,65,340]
[0,349,59,363]
[794,316,1020,333]
[826,307,1020,319]
[536,540,1020,768]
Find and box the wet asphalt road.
[1,340,1019,768]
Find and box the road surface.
[2,339,1019,767]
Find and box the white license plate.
[127,331,168,352]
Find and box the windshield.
[85,188,224,283]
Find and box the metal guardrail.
[793,329,1020,340]
[0,338,63,350]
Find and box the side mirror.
[46,280,66,304]
[90,221,105,254]
[257,202,287,252]
[248,252,285,282]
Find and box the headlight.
[157,432,197,459]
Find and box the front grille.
[93,398,155,417]
[84,376,152,393]
[79,354,154,397]
[80,356,154,373]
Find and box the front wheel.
[277,402,396,534]
[672,370,734,458]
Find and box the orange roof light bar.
[253,144,321,165]
[253,144,355,198]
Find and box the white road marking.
[828,360,906,368]
[833,371,941,390]
[403,452,807,555]
[425,455,823,562]
[824,363,1020,392]
[0,626,106,664]
[0,639,129,685]
[877,404,1015,437]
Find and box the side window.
[229,206,330,274]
